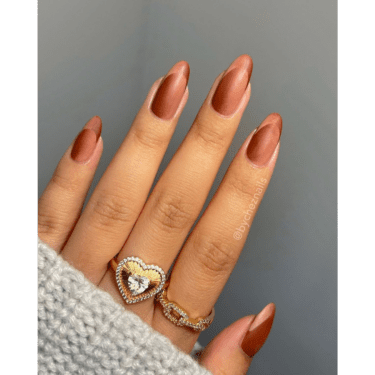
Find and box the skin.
[38,54,281,374]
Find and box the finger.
[38,116,103,251]
[61,61,190,284]
[154,113,282,349]
[199,315,256,374]
[199,303,276,375]
[104,54,253,314]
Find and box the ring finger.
[100,54,253,318]
[153,113,282,351]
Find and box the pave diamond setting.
[155,281,215,332]
[114,256,166,304]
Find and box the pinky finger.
[38,116,103,251]
[199,303,276,375]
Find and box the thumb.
[198,303,276,375]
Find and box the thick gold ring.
[155,281,215,332]
[110,256,166,304]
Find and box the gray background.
[39,1,337,374]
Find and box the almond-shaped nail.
[151,61,190,120]
[71,129,98,163]
[85,115,102,140]
[247,114,282,167]
[241,303,276,358]
[211,54,253,116]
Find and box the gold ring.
[155,281,215,332]
[110,256,166,304]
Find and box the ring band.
[110,256,166,304]
[156,281,215,332]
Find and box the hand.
[38,54,281,374]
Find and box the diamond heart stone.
[114,256,166,304]
[128,275,150,296]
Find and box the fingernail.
[151,61,190,120]
[241,303,276,358]
[246,113,282,167]
[211,54,253,116]
[84,116,102,140]
[71,129,98,163]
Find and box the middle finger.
[101,54,253,315]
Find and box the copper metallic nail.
[85,116,102,140]
[246,114,282,166]
[71,129,98,163]
[241,303,276,358]
[211,54,253,116]
[151,61,190,120]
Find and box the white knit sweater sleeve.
[38,238,212,375]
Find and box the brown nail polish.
[71,129,98,163]
[211,54,253,116]
[151,61,190,120]
[241,306,276,358]
[246,114,282,166]
[85,116,102,140]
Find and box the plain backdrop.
[38,1,337,374]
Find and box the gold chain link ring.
[155,281,215,332]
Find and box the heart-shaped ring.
[110,256,166,304]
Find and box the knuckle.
[151,191,194,232]
[38,210,67,238]
[131,124,169,150]
[194,233,237,275]
[50,169,81,193]
[90,192,136,232]
[193,118,228,152]
[225,170,254,199]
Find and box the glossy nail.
[151,61,190,120]
[71,129,98,163]
[241,303,276,358]
[246,114,282,167]
[84,115,102,140]
[211,54,253,116]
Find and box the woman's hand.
[38,54,281,374]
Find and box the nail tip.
[86,116,102,139]
[269,113,283,133]
[259,113,282,138]
[233,54,253,75]
[261,302,276,316]
[172,60,190,80]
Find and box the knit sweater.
[38,237,212,374]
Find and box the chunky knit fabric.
[38,238,211,375]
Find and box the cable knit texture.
[38,238,211,375]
